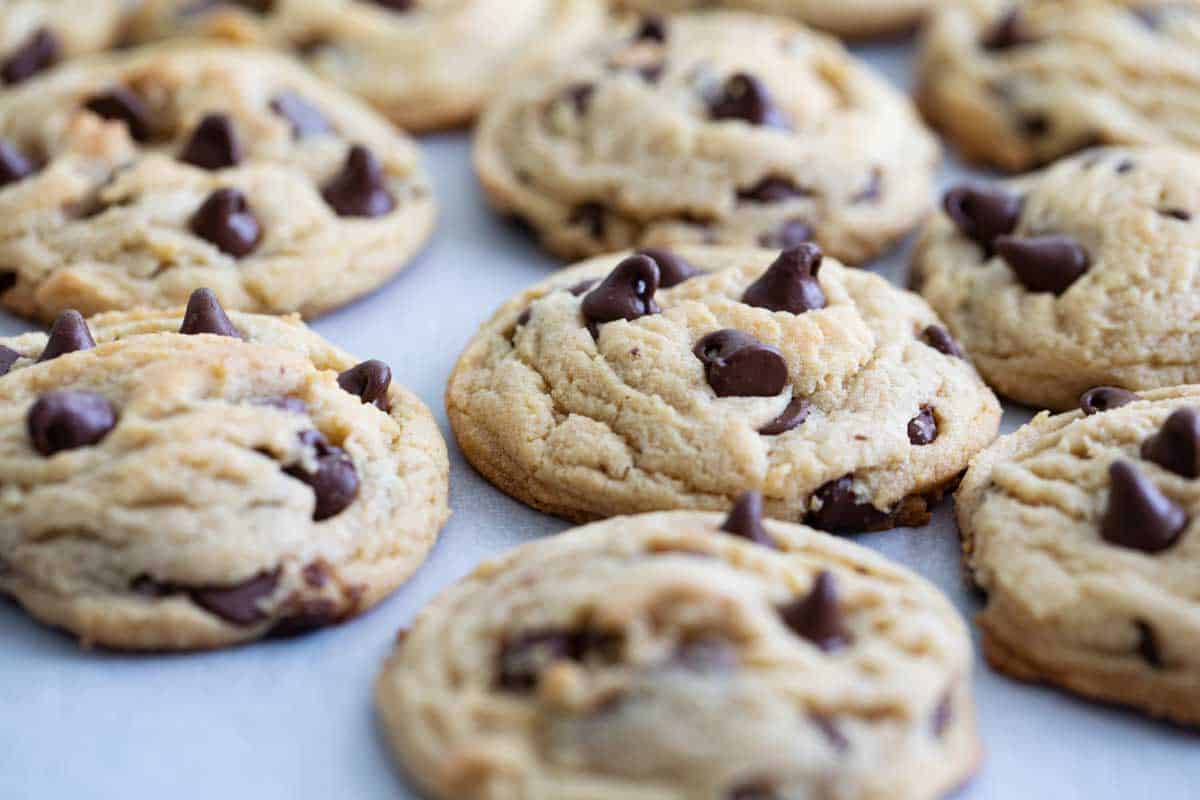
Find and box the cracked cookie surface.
[0,43,435,323]
[0,292,449,650]
[916,0,1200,171]
[912,146,1200,411]
[447,246,1000,529]
[473,11,939,265]
[613,0,933,39]
[957,385,1200,725]
[132,0,607,132]
[376,509,980,800]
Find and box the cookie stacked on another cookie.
[613,0,934,39]
[378,499,980,799]
[0,290,449,650]
[0,44,435,322]
[474,11,940,264]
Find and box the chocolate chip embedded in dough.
[1101,460,1187,553]
[27,391,117,456]
[694,330,788,398]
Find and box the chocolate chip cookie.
[0,1,134,87]
[613,0,933,39]
[912,146,1200,411]
[0,43,435,323]
[917,0,1200,171]
[957,385,1200,725]
[0,290,449,650]
[447,245,1001,530]
[474,11,940,264]
[131,0,608,132]
[377,500,980,799]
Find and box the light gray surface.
[0,41,1195,800]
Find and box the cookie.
[377,499,980,799]
[0,43,435,323]
[917,0,1200,171]
[912,146,1200,411]
[131,0,608,132]
[0,1,133,86]
[0,289,450,650]
[613,0,932,39]
[473,11,940,265]
[957,385,1200,725]
[447,245,1001,530]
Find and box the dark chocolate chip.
[811,713,850,752]
[942,185,1021,248]
[190,570,280,626]
[779,571,849,652]
[1141,407,1200,478]
[27,391,117,456]
[737,176,810,204]
[694,330,788,398]
[371,0,415,10]
[1116,159,1136,174]
[1136,620,1163,669]
[995,234,1089,294]
[727,781,779,800]
[270,92,333,138]
[2,28,58,85]
[179,287,242,338]
[37,309,95,362]
[1021,113,1051,137]
[931,690,954,737]
[568,278,600,296]
[757,219,813,250]
[908,406,938,446]
[0,139,35,187]
[759,396,811,436]
[807,475,890,533]
[1080,386,1140,416]
[321,145,395,218]
[515,308,532,327]
[569,202,607,239]
[179,113,242,170]
[982,8,1037,50]
[634,15,667,42]
[564,82,595,115]
[337,359,392,412]
[709,73,789,129]
[268,597,342,637]
[636,248,700,288]
[1159,208,1192,221]
[720,491,774,548]
[582,255,661,331]
[742,243,826,314]
[1101,460,1187,553]
[0,345,18,376]
[0,270,15,294]
[637,63,665,84]
[284,430,359,521]
[496,630,579,692]
[920,325,965,359]
[190,188,262,257]
[84,87,152,142]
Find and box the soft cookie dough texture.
[0,44,435,322]
[958,386,1200,724]
[132,0,608,132]
[0,302,449,650]
[474,11,939,264]
[0,1,135,84]
[377,512,980,799]
[917,0,1200,171]
[448,246,1001,528]
[913,146,1200,411]
[613,0,933,39]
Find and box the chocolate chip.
[1136,621,1163,669]
[634,15,667,42]
[720,491,774,548]
[737,176,810,204]
[942,185,1021,248]
[190,188,262,257]
[568,278,600,296]
[709,73,789,129]
[37,309,95,363]
[995,234,1089,294]
[1101,460,1187,553]
[190,570,279,626]
[0,345,18,376]
[0,270,14,295]
[302,561,329,588]
[270,92,332,138]
[581,254,661,332]
[1116,159,1136,174]
[268,597,342,637]
[564,82,595,115]
[179,287,242,338]
[321,145,395,218]
[779,571,849,652]
[742,243,826,314]
[1080,386,1140,416]
[636,248,700,288]
[2,28,58,85]
[1141,407,1200,478]
[371,0,415,10]
[515,308,532,327]
[807,475,890,533]
[569,203,606,239]
[908,406,937,446]
[0,139,35,187]
[759,396,811,436]
[694,330,788,398]
[920,325,966,359]
[84,87,152,142]
[1021,113,1051,137]
[337,359,392,412]
[638,63,665,84]
[1159,208,1192,222]
[727,780,779,800]
[27,391,117,456]
[811,713,849,752]
[284,430,359,521]
[179,113,242,170]
[757,219,812,250]
[931,690,954,737]
[982,8,1037,50]
[496,630,579,692]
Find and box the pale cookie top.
[447,246,1001,530]
[131,0,608,132]
[0,43,435,323]
[474,11,940,265]
[377,507,979,800]
[913,146,1200,411]
[612,0,933,39]
[0,291,449,651]
[956,385,1200,725]
[0,1,135,86]
[917,0,1200,171]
